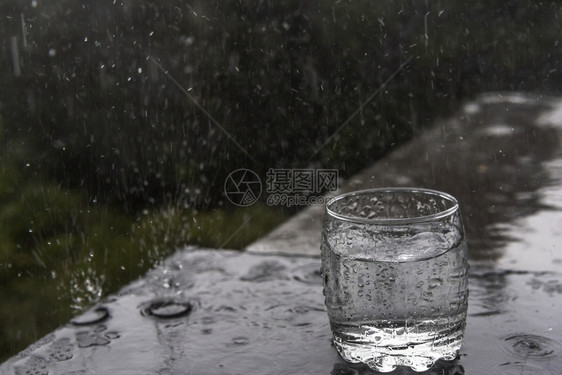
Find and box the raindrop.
[76,329,112,348]
[13,355,49,375]
[230,336,249,345]
[48,48,56,57]
[140,299,193,319]
[501,334,562,359]
[48,338,74,362]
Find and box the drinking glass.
[321,188,468,372]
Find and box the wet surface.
[1,248,560,375]
[140,299,194,320]
[70,307,110,327]
[249,93,562,273]
[2,94,562,373]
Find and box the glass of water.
[321,187,468,372]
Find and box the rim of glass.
[325,187,459,225]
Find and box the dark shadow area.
[331,358,464,374]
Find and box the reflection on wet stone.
[527,278,562,295]
[331,363,363,375]
[291,263,323,285]
[75,325,119,348]
[496,362,555,375]
[331,360,465,375]
[455,100,561,257]
[336,95,562,265]
[468,269,520,317]
[240,260,288,282]
[76,331,109,348]
[13,355,49,375]
[47,338,73,362]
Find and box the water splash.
[501,334,561,360]
[140,299,193,319]
[71,306,110,326]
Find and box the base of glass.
[335,341,459,372]
[331,320,464,373]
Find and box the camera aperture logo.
[224,169,262,207]
[224,168,338,207]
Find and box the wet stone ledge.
[0,248,560,375]
[2,93,562,374]
[247,93,562,273]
